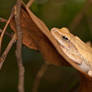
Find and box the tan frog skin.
[51,27,92,77]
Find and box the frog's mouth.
[51,29,90,73]
[59,43,83,65]
[60,44,89,71]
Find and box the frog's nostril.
[51,28,58,32]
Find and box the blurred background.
[0,0,92,92]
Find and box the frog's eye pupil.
[62,36,68,40]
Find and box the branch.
[69,0,89,31]
[0,17,7,22]
[0,33,16,69]
[32,63,48,92]
[86,16,92,35]
[0,28,13,37]
[14,0,25,92]
[26,0,34,8]
[0,13,13,54]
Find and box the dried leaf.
[9,2,92,92]
[10,3,67,66]
[10,1,92,83]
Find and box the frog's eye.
[62,36,68,40]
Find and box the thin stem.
[14,0,25,92]
[26,0,34,8]
[0,14,13,54]
[0,17,7,22]
[0,28,12,37]
[32,63,48,92]
[0,33,16,69]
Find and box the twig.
[0,28,13,37]
[14,0,25,92]
[26,0,34,8]
[88,0,92,3]
[86,16,92,36]
[69,0,89,31]
[0,33,16,69]
[32,63,48,92]
[0,17,7,22]
[69,11,84,31]
[0,13,13,54]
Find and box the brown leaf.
[10,2,92,91]
[10,3,68,66]
[10,1,92,78]
[26,3,92,79]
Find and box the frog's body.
[51,27,92,76]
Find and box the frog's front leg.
[71,57,82,65]
[88,70,92,77]
[79,61,92,76]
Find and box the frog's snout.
[51,28,58,32]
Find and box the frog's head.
[51,27,73,49]
[51,27,86,66]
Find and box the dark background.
[0,0,92,92]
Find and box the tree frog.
[51,27,92,77]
